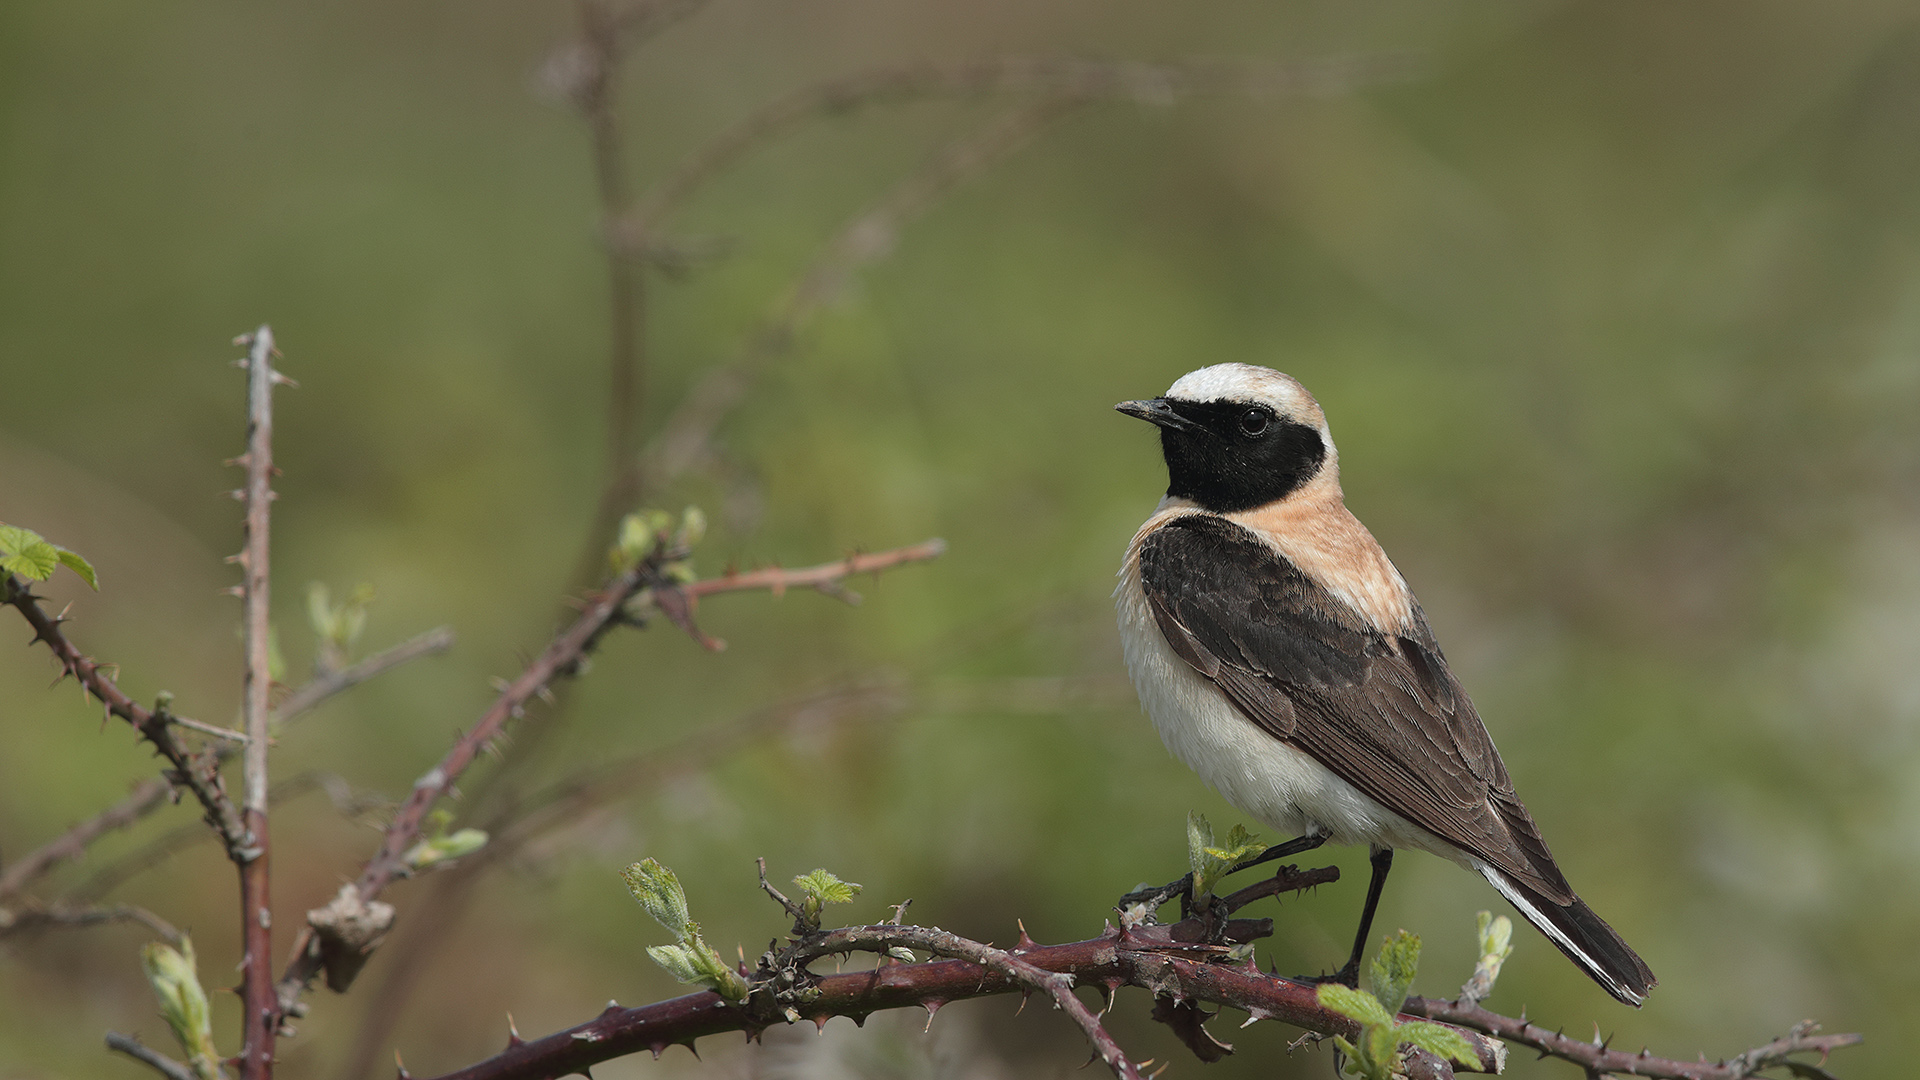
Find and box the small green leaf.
[623,859,693,939]
[647,939,748,1001]
[793,869,860,906]
[1396,1021,1480,1066]
[1368,929,1421,1017]
[646,943,706,984]
[0,525,60,581]
[887,947,917,963]
[402,828,489,871]
[55,547,98,589]
[1187,812,1265,898]
[1315,983,1393,1028]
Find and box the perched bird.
[1114,363,1655,1006]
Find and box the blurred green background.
[4,1,1918,1078]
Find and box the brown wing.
[1137,513,1572,902]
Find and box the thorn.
[649,1043,666,1060]
[1594,1023,1604,1048]
[223,586,245,598]
[394,1050,410,1080]
[229,489,247,501]
[506,1013,523,1048]
[271,371,299,388]
[923,1000,943,1032]
[1015,918,1036,951]
[679,1041,700,1060]
[814,1016,829,1033]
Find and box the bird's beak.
[1115,397,1197,432]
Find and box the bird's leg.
[1305,846,1393,988]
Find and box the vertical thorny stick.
[234,325,284,1078]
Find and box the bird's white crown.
[1164,363,1332,446]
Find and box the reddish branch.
[270,539,944,1025]
[231,325,284,1080]
[1403,999,1861,1080]
[790,924,1145,1080]
[419,910,1862,1080]
[417,913,1502,1080]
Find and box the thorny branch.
[1402,999,1862,1080]
[1,577,251,862]
[68,771,387,906]
[786,924,1146,1080]
[0,627,452,907]
[232,324,283,1079]
[414,889,1500,1080]
[408,850,1861,1080]
[270,539,944,1026]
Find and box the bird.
[1113,362,1656,1006]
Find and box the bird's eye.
[1239,409,1270,437]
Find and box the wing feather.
[1137,514,1571,902]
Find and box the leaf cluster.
[623,858,748,1001]
[1316,930,1478,1080]
[609,507,705,581]
[1186,812,1265,900]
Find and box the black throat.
[1158,399,1327,513]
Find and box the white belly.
[1115,557,1465,861]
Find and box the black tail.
[1480,865,1657,1006]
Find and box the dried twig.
[0,778,173,902]
[105,1033,197,1080]
[270,538,943,1026]
[69,772,381,904]
[0,900,182,943]
[270,626,455,722]
[231,324,283,1079]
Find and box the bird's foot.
[1116,873,1194,925]
[1291,961,1361,990]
